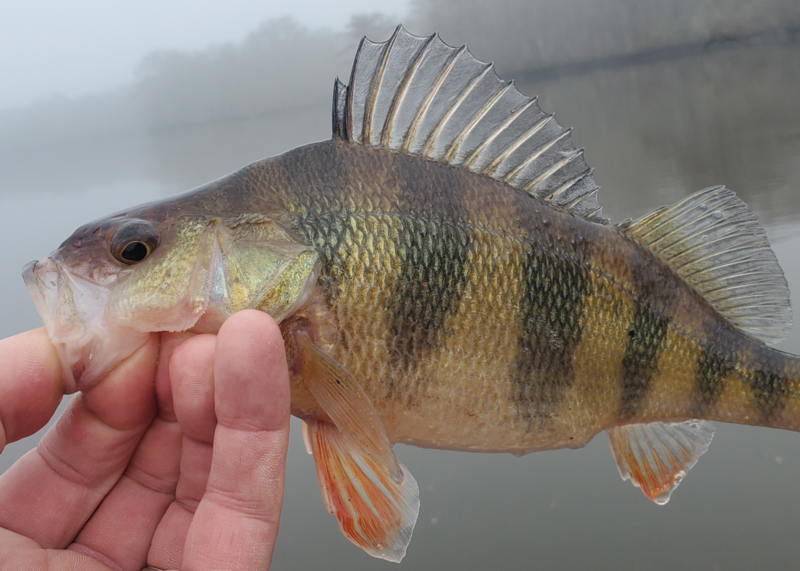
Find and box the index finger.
[182,310,290,570]
[0,328,64,452]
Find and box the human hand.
[0,310,290,570]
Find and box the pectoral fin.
[607,420,714,505]
[303,419,419,562]
[294,331,402,481]
[294,331,419,562]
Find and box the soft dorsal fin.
[333,25,606,223]
[620,186,792,344]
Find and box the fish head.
[23,202,320,392]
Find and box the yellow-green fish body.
[193,139,797,451]
[23,27,800,562]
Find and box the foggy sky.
[1,0,799,204]
[0,0,413,111]
[409,0,800,75]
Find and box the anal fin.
[607,420,714,505]
[305,419,420,562]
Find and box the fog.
[0,0,414,109]
[411,0,800,71]
[2,1,800,569]
[2,1,799,205]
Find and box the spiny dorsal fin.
[620,186,792,345]
[332,25,606,223]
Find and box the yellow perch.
[22,27,800,561]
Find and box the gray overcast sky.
[0,0,412,111]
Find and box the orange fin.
[305,419,420,562]
[293,331,418,559]
[294,330,402,481]
[607,420,714,505]
[301,419,313,455]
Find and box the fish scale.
[513,244,591,423]
[234,135,800,446]
[255,142,679,443]
[22,26,800,562]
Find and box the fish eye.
[110,219,160,265]
[120,241,150,262]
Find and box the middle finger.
[147,333,217,569]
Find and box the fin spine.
[335,26,606,222]
[552,170,594,205]
[444,80,515,164]
[504,127,572,185]
[463,97,538,169]
[333,78,349,140]
[522,146,584,193]
[422,61,494,157]
[344,36,369,143]
[380,34,436,147]
[363,33,396,145]
[403,44,467,153]
[485,113,552,176]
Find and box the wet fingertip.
[0,329,68,444]
[31,327,66,394]
[219,308,278,332]
[156,332,194,420]
[0,421,6,454]
[214,310,290,431]
[9,328,64,397]
[217,310,287,375]
[170,335,216,393]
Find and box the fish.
[21,26,800,562]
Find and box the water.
[2,21,800,571]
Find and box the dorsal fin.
[620,186,792,344]
[332,25,606,223]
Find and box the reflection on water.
[1,16,800,571]
[528,41,800,227]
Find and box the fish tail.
[618,184,799,428]
[714,343,800,432]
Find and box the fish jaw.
[22,257,150,393]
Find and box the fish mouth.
[23,258,150,393]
